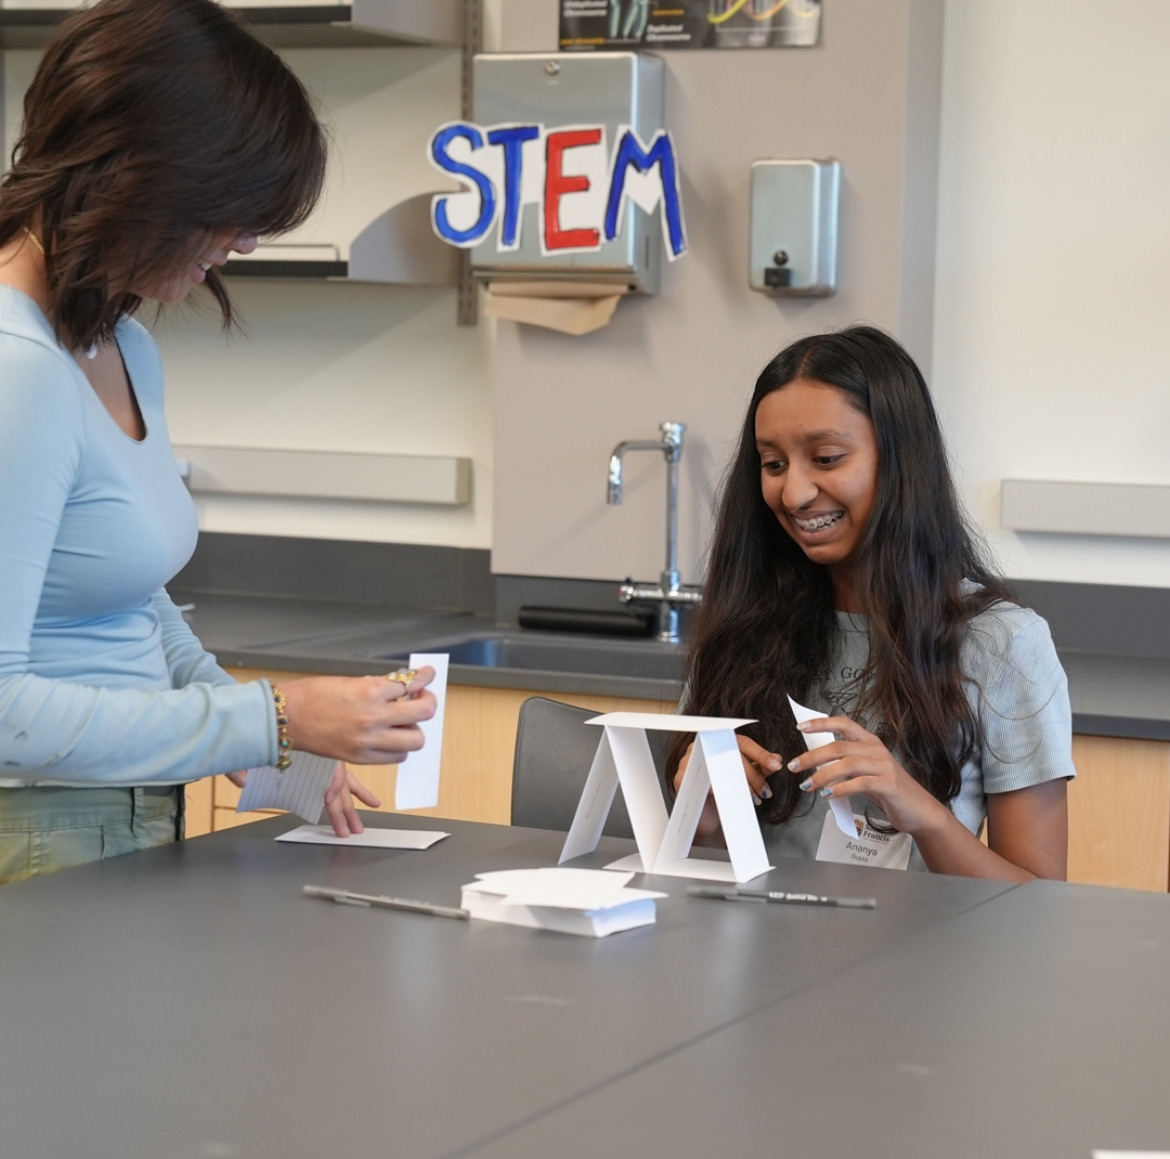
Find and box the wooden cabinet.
[184,668,675,838]
[1068,734,1170,892]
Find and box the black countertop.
[175,590,1170,742]
[11,814,1136,1159]
[175,591,688,703]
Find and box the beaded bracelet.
[272,684,292,771]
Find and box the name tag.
[815,809,912,870]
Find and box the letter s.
[429,123,497,247]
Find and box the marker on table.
[686,885,877,909]
[303,884,469,920]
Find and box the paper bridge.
[558,712,773,884]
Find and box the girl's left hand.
[323,762,382,837]
[788,715,950,837]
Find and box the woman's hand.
[787,715,949,837]
[322,762,382,837]
[674,735,784,843]
[279,667,437,766]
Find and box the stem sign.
[428,121,687,261]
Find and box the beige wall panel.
[491,0,944,583]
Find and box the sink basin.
[377,632,685,682]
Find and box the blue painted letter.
[430,123,496,246]
[604,129,687,259]
[486,125,540,250]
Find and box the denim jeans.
[0,784,183,885]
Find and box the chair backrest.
[512,696,671,839]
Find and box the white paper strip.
[788,695,858,838]
[394,653,449,810]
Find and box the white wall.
[933,0,1170,586]
[156,46,495,549]
[7,3,1170,583]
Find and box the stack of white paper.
[460,868,667,938]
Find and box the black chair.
[510,696,671,839]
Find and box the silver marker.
[303,884,469,920]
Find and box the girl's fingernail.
[760,785,773,800]
[819,786,834,798]
[799,778,812,791]
[796,721,810,731]
[768,756,783,771]
[788,758,801,772]
[752,794,762,807]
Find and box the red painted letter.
[544,128,602,251]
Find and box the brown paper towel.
[483,281,628,336]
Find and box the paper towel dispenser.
[464,52,670,294]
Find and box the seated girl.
[669,325,1073,881]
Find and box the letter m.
[603,128,687,260]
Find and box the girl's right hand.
[674,734,784,841]
[278,667,437,765]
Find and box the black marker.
[687,885,876,909]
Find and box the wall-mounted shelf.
[223,193,460,286]
[0,0,462,49]
[1002,479,1170,539]
[2,2,475,313]
[174,445,472,506]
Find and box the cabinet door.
[1068,734,1170,892]
[190,668,674,831]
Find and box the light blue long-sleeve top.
[0,286,277,786]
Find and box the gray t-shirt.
[761,601,1076,871]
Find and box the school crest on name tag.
[815,810,912,870]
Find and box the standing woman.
[0,0,435,884]
[671,326,1074,881]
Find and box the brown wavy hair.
[0,0,326,351]
[668,326,1014,825]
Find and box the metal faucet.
[606,421,702,644]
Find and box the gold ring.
[385,667,417,686]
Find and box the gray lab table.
[1,815,1165,1159]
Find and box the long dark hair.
[0,0,326,351]
[670,325,1013,824]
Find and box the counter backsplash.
[174,533,1170,661]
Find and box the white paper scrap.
[276,825,449,850]
[395,652,449,810]
[584,712,756,732]
[788,695,858,838]
[237,750,338,824]
[468,868,666,909]
[1092,1153,1170,1158]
